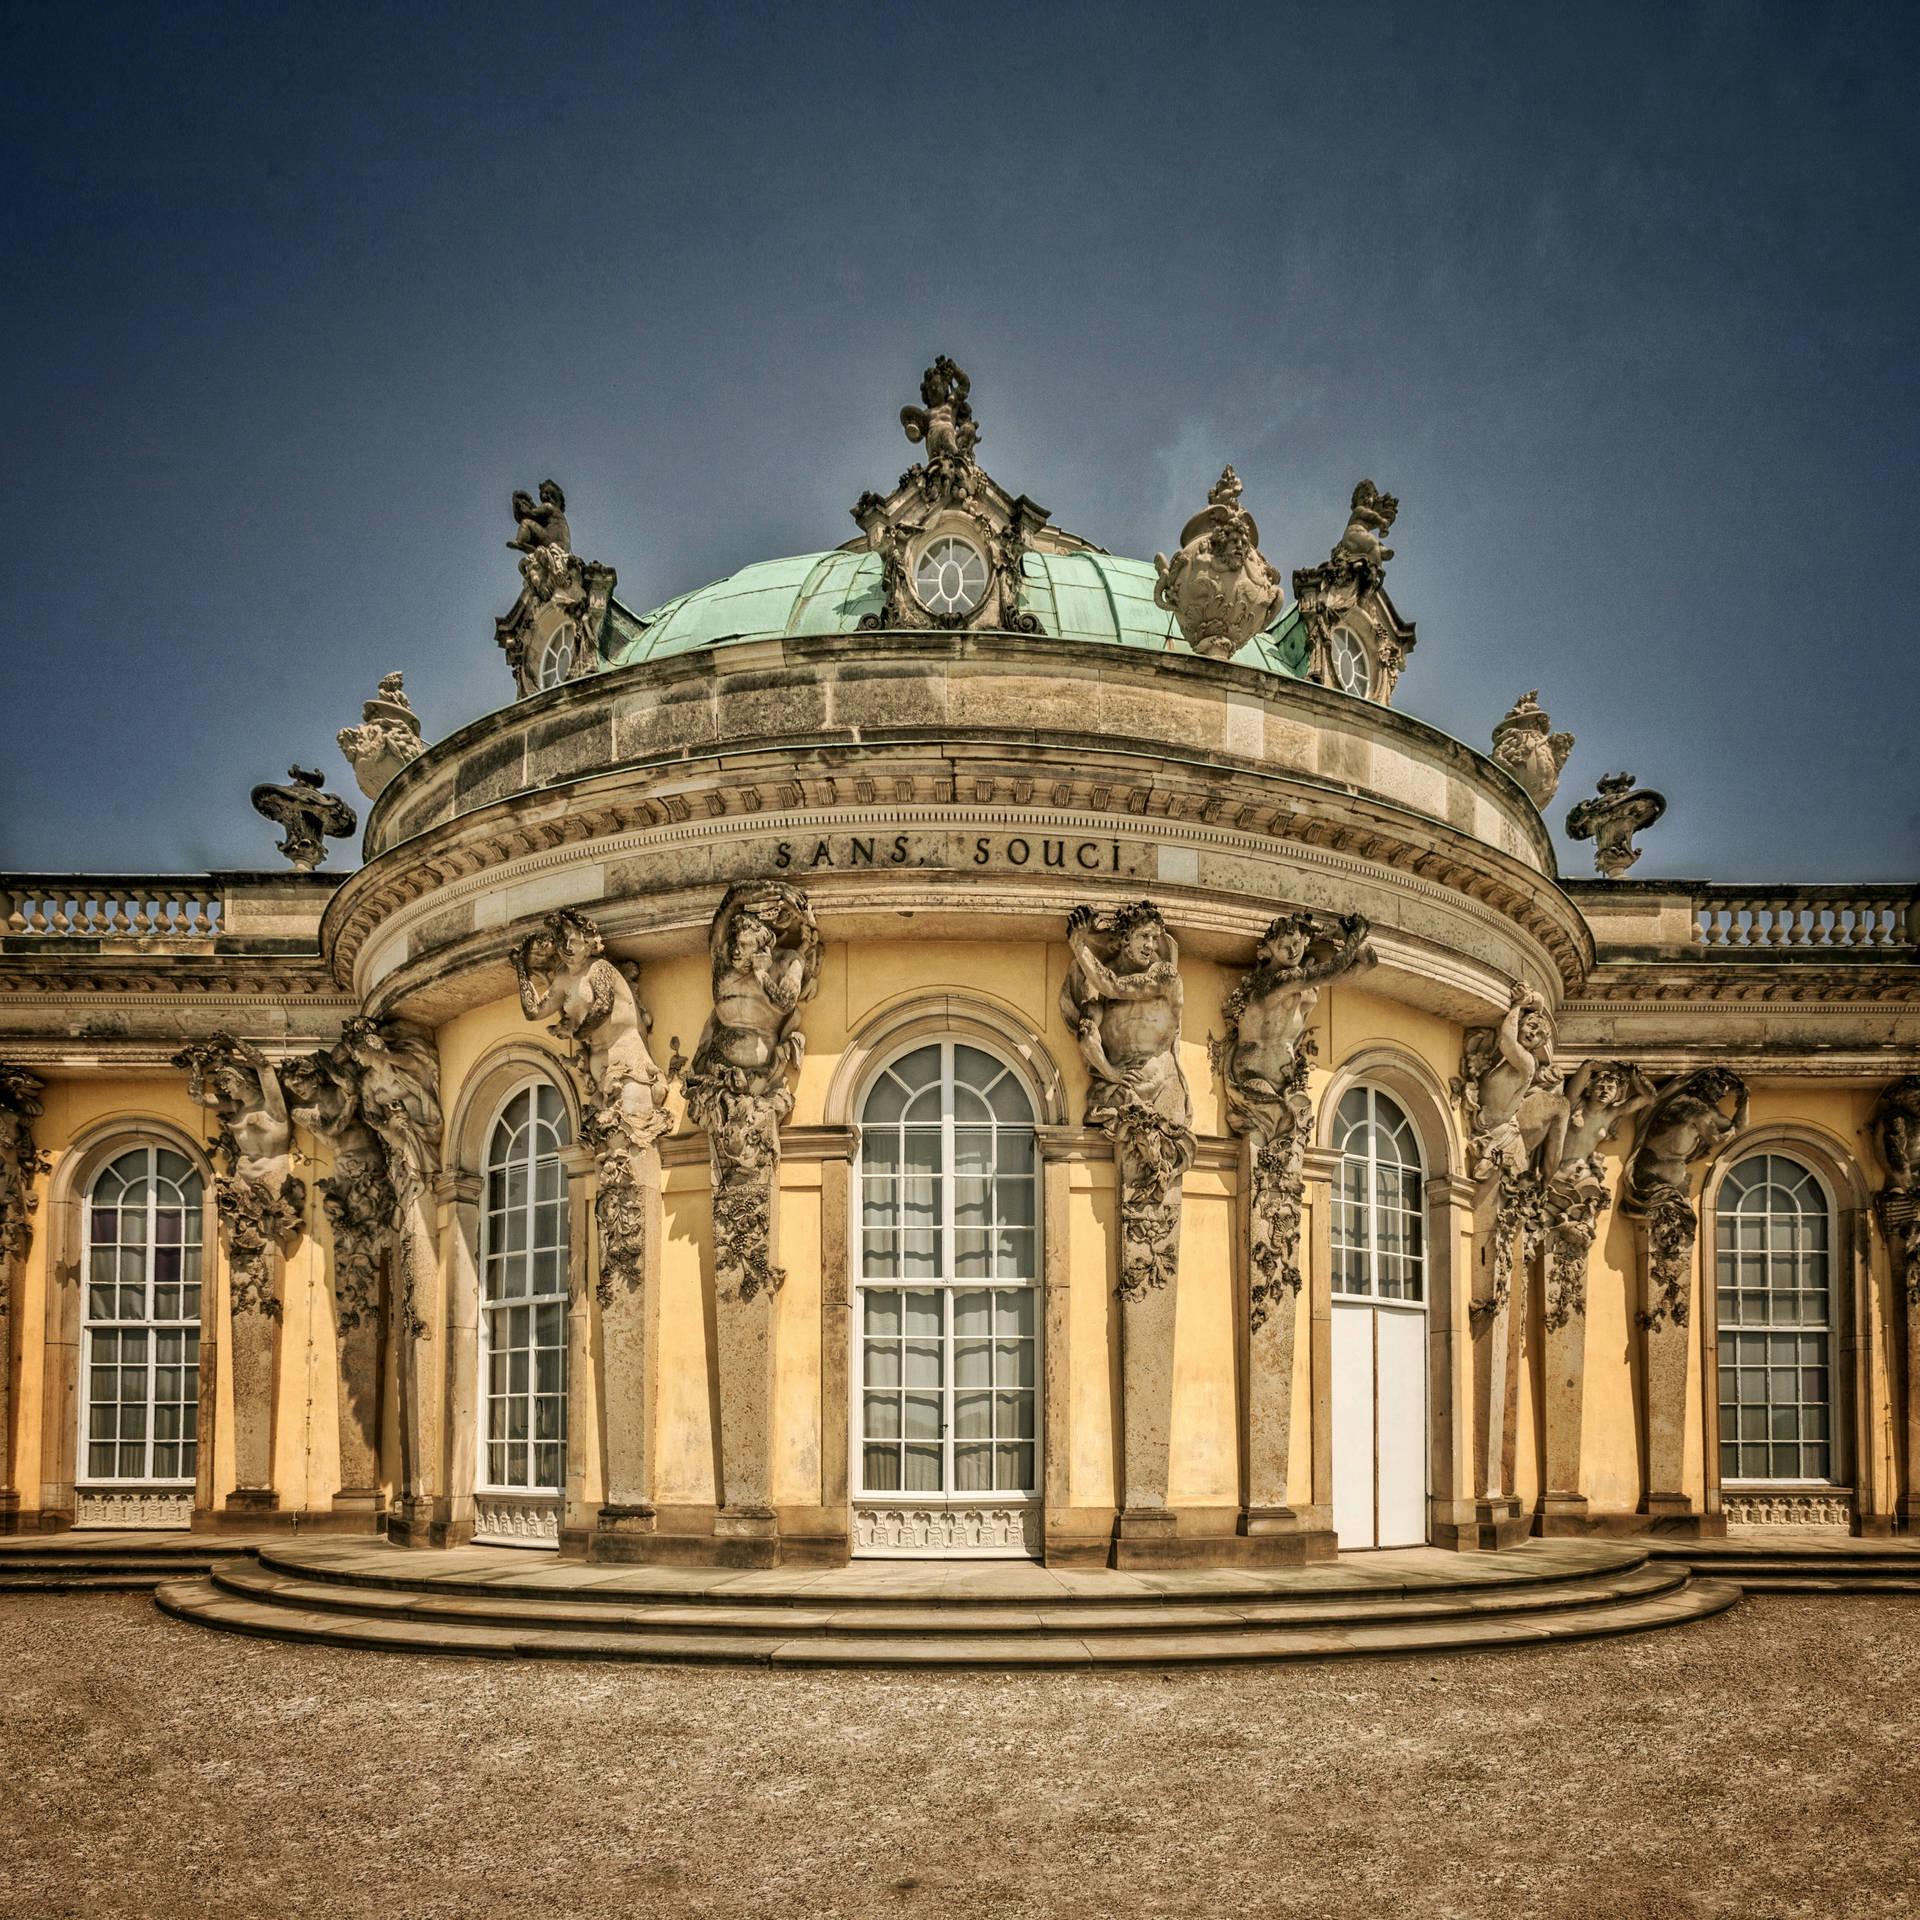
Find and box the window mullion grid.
[141,1147,158,1480]
[940,1040,954,1495]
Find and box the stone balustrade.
[1,879,225,937]
[0,872,341,949]
[1691,886,1914,952]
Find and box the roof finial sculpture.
[1565,772,1666,878]
[1152,466,1286,661]
[337,671,425,799]
[898,356,980,503]
[1292,479,1414,700]
[507,479,571,555]
[251,766,357,871]
[1491,690,1576,808]
[494,479,617,697]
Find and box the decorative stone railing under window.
[0,873,340,949]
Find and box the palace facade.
[2,361,1916,1571]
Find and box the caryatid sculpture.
[679,881,822,1305]
[250,767,358,872]
[337,671,425,801]
[1491,691,1576,810]
[173,1035,304,1320]
[174,1035,305,1508]
[1061,901,1195,1302]
[1153,467,1286,661]
[514,908,672,1301]
[1622,1067,1749,1329]
[1870,1075,1920,1303]
[1539,1058,1658,1330]
[1215,911,1374,1327]
[283,1042,397,1511]
[0,1065,49,1512]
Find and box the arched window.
[1330,1085,1425,1299]
[479,1084,571,1495]
[856,1042,1037,1503]
[1716,1154,1833,1484]
[1329,623,1372,699]
[81,1147,203,1486]
[536,632,574,690]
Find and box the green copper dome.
[606,548,1309,677]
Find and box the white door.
[852,1040,1041,1558]
[1328,1087,1430,1549]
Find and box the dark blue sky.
[3,2,1914,881]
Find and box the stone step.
[0,1547,248,1592]
[154,1574,1740,1667]
[206,1557,1691,1640]
[252,1540,1655,1609]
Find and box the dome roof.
[607,548,1309,677]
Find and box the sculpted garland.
[1872,1074,1920,1304]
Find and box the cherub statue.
[1332,479,1398,573]
[1490,691,1576,810]
[513,908,670,1145]
[1565,772,1667,879]
[1153,467,1286,660]
[1621,1068,1749,1218]
[1871,1075,1920,1193]
[337,671,425,801]
[507,479,571,554]
[1217,910,1374,1138]
[899,356,978,469]
[1454,983,1568,1183]
[250,767,358,872]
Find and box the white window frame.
[78,1144,204,1490]
[1329,622,1373,699]
[475,1081,572,1505]
[1715,1152,1838,1488]
[1329,1085,1427,1303]
[850,1037,1043,1515]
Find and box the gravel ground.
[2,1593,1916,1920]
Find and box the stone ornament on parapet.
[337,671,425,800]
[1566,771,1667,879]
[1153,467,1286,661]
[250,766,357,871]
[1490,690,1576,809]
[1292,480,1411,700]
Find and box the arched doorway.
[851,1039,1041,1558]
[1328,1085,1429,1548]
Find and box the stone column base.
[1437,1496,1530,1551]
[1638,1492,1726,1539]
[711,1506,780,1569]
[206,1489,293,1530]
[1534,1492,1592,1537]
[0,1489,20,1536]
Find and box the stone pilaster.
[1468,1179,1529,1548]
[559,1143,598,1558]
[1536,1187,1603,1535]
[388,1180,442,1545]
[1635,1204,1710,1534]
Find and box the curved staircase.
[155,1538,1738,1667]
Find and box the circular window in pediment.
[913,535,988,617]
[1330,624,1371,697]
